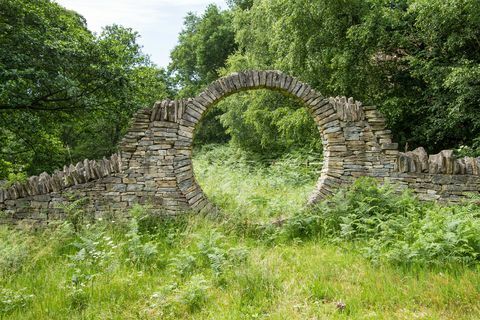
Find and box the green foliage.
[283,178,480,265]
[0,227,30,277]
[213,89,322,155]
[147,275,210,317]
[1,161,480,318]
[196,145,480,266]
[2,0,479,177]
[235,267,278,315]
[455,137,480,157]
[124,215,159,267]
[169,4,235,146]
[193,144,321,228]
[192,108,230,146]
[169,251,198,278]
[68,227,116,277]
[2,1,480,317]
[56,196,90,233]
[169,227,247,281]
[215,0,480,153]
[227,0,254,10]
[0,158,26,186]
[65,224,117,310]
[0,0,169,178]
[0,287,34,315]
[0,171,28,189]
[178,275,210,312]
[169,5,236,97]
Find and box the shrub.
[146,275,210,317]
[169,252,197,277]
[65,224,117,310]
[0,227,30,277]
[67,286,89,311]
[56,196,90,233]
[122,212,158,267]
[0,288,34,314]
[177,275,210,312]
[282,178,480,265]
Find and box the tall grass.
[193,144,322,222]
[281,178,480,266]
[0,143,479,319]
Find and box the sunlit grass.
[192,144,321,222]
[1,144,479,319]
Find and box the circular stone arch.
[175,70,345,213]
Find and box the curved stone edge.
[307,96,399,204]
[117,107,191,215]
[3,70,480,223]
[173,71,335,212]
[169,70,399,212]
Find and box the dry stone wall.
[1,70,479,224]
[390,147,480,202]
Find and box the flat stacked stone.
[2,70,479,225]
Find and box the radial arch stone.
[158,70,399,213]
[15,70,480,223]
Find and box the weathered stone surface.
[410,147,429,172]
[429,152,444,174]
[1,70,479,225]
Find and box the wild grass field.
[1,144,480,319]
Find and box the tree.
[227,0,254,10]
[62,25,170,161]
[228,0,480,152]
[169,4,237,146]
[0,0,169,178]
[169,4,236,97]
[217,90,321,155]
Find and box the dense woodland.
[1,0,480,180]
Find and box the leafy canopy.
[0,0,169,178]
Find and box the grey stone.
[410,147,429,172]
[2,70,480,224]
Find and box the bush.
[0,288,34,315]
[282,178,480,265]
[169,229,248,279]
[124,215,159,267]
[177,275,210,312]
[0,227,30,277]
[56,196,91,233]
[146,275,210,317]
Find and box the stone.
[109,184,126,192]
[410,147,429,172]
[2,70,480,223]
[381,143,399,150]
[397,153,410,173]
[429,152,444,174]
[454,158,466,175]
[440,150,455,174]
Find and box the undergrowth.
[281,178,480,266]
[193,144,322,224]
[0,144,479,319]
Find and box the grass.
[192,144,322,222]
[0,143,479,319]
